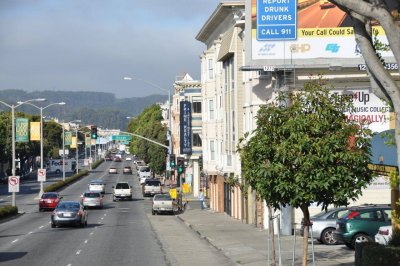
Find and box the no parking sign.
[38,168,46,182]
[8,176,20,193]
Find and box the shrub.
[356,242,400,266]
[0,205,18,219]
[92,158,104,169]
[389,228,400,247]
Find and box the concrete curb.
[0,212,25,225]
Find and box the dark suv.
[333,204,391,249]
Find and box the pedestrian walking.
[199,189,204,210]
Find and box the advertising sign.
[8,176,20,193]
[15,118,29,142]
[85,135,91,148]
[64,131,72,145]
[180,101,192,154]
[30,122,41,141]
[71,136,77,149]
[331,88,394,133]
[246,0,396,67]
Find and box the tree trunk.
[268,204,276,266]
[300,205,311,266]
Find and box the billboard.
[246,0,396,67]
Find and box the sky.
[0,0,223,98]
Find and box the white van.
[138,166,151,184]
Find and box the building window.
[209,99,214,120]
[227,154,232,166]
[223,56,235,91]
[193,133,202,147]
[208,58,214,80]
[210,140,215,161]
[192,101,201,113]
[232,111,235,141]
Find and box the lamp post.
[0,98,46,206]
[123,76,172,154]
[21,102,66,198]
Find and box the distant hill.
[0,89,167,130]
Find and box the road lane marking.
[11,239,19,243]
[84,240,88,244]
[76,250,81,255]
[39,225,44,229]
[28,231,33,235]
[67,264,72,266]
[101,217,104,220]
[7,195,11,198]
[90,231,94,235]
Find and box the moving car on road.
[152,194,176,215]
[88,179,105,194]
[109,167,117,174]
[39,192,62,212]
[333,204,392,249]
[123,166,132,174]
[113,182,132,201]
[51,201,88,228]
[81,191,104,209]
[300,207,349,245]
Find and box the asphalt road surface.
[0,159,232,266]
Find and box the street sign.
[8,176,20,193]
[256,0,297,40]
[112,135,132,141]
[38,168,46,182]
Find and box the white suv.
[112,182,132,201]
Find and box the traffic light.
[91,125,98,139]
[177,157,185,174]
[169,154,176,168]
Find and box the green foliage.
[355,242,400,266]
[127,104,168,174]
[390,170,399,189]
[0,205,18,219]
[389,228,400,247]
[238,79,374,211]
[91,158,104,169]
[44,170,89,192]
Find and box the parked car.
[88,180,105,194]
[135,160,145,170]
[109,167,117,174]
[333,204,392,249]
[51,201,88,228]
[125,157,132,161]
[123,166,132,174]
[39,192,62,212]
[375,225,393,245]
[81,191,104,209]
[143,179,162,197]
[114,156,122,162]
[300,207,349,245]
[152,194,176,215]
[138,165,151,180]
[112,182,132,201]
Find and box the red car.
[39,192,62,212]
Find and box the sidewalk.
[176,205,355,266]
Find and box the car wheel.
[51,223,56,228]
[321,228,338,245]
[39,208,43,212]
[353,233,371,247]
[345,242,354,249]
[152,210,155,215]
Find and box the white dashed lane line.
[84,240,88,244]
[76,249,81,255]
[11,239,19,243]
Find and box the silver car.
[300,207,349,245]
[81,192,104,209]
[88,180,105,194]
[51,201,88,228]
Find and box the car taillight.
[346,211,360,220]
[379,229,390,235]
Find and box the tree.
[329,0,400,225]
[127,104,168,175]
[238,80,374,266]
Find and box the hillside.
[0,89,167,130]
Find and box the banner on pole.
[85,134,91,148]
[71,136,77,149]
[30,122,41,141]
[16,118,29,142]
[64,131,72,145]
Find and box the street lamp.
[123,76,172,154]
[61,120,81,181]
[0,98,46,206]
[20,101,66,198]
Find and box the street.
[0,160,231,266]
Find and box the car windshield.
[42,193,57,199]
[124,166,131,169]
[140,167,150,172]
[57,202,80,209]
[146,180,161,186]
[154,194,172,201]
[116,183,130,189]
[84,192,101,198]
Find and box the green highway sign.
[112,135,132,141]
